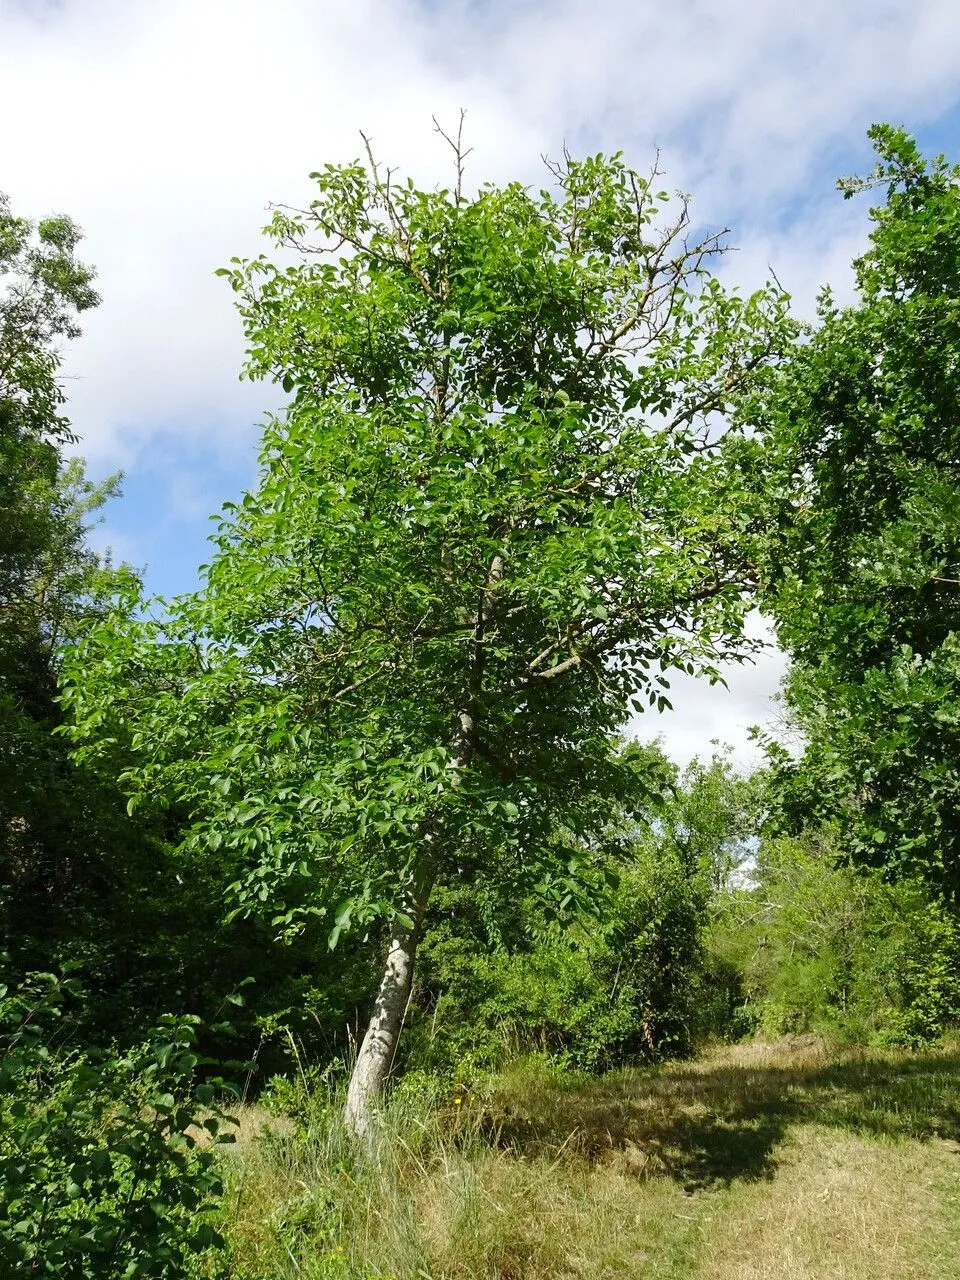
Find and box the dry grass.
[217,1038,960,1279]
[698,1125,958,1280]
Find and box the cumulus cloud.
[629,615,791,768]
[2,0,957,764]
[0,0,545,462]
[424,0,960,208]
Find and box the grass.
[216,1038,960,1279]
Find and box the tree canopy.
[0,194,134,964]
[64,137,793,1132]
[763,125,960,900]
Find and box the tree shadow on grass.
[473,1043,960,1191]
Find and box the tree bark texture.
[344,870,432,1144]
[344,714,472,1144]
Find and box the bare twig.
[432,109,473,206]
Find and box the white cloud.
[2,0,957,766]
[5,0,953,464]
[629,615,791,769]
[423,0,960,208]
[0,0,546,463]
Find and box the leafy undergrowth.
[218,1039,960,1279]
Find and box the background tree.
[0,192,100,793]
[65,132,794,1139]
[412,741,762,1072]
[0,194,259,1052]
[0,194,119,965]
[763,127,960,903]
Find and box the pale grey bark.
[344,711,473,1145]
[344,870,432,1144]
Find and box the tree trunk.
[344,869,432,1144]
[345,713,472,1145]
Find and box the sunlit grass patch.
[217,1039,960,1279]
[695,1124,959,1280]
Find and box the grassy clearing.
[217,1039,960,1279]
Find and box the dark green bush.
[0,973,236,1278]
[409,839,707,1074]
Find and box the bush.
[409,839,708,1074]
[706,834,960,1045]
[0,972,236,1278]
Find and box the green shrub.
[410,839,708,1074]
[860,880,960,1045]
[0,973,236,1278]
[706,834,960,1045]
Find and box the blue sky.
[3,0,960,765]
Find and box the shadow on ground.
[469,1042,960,1191]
